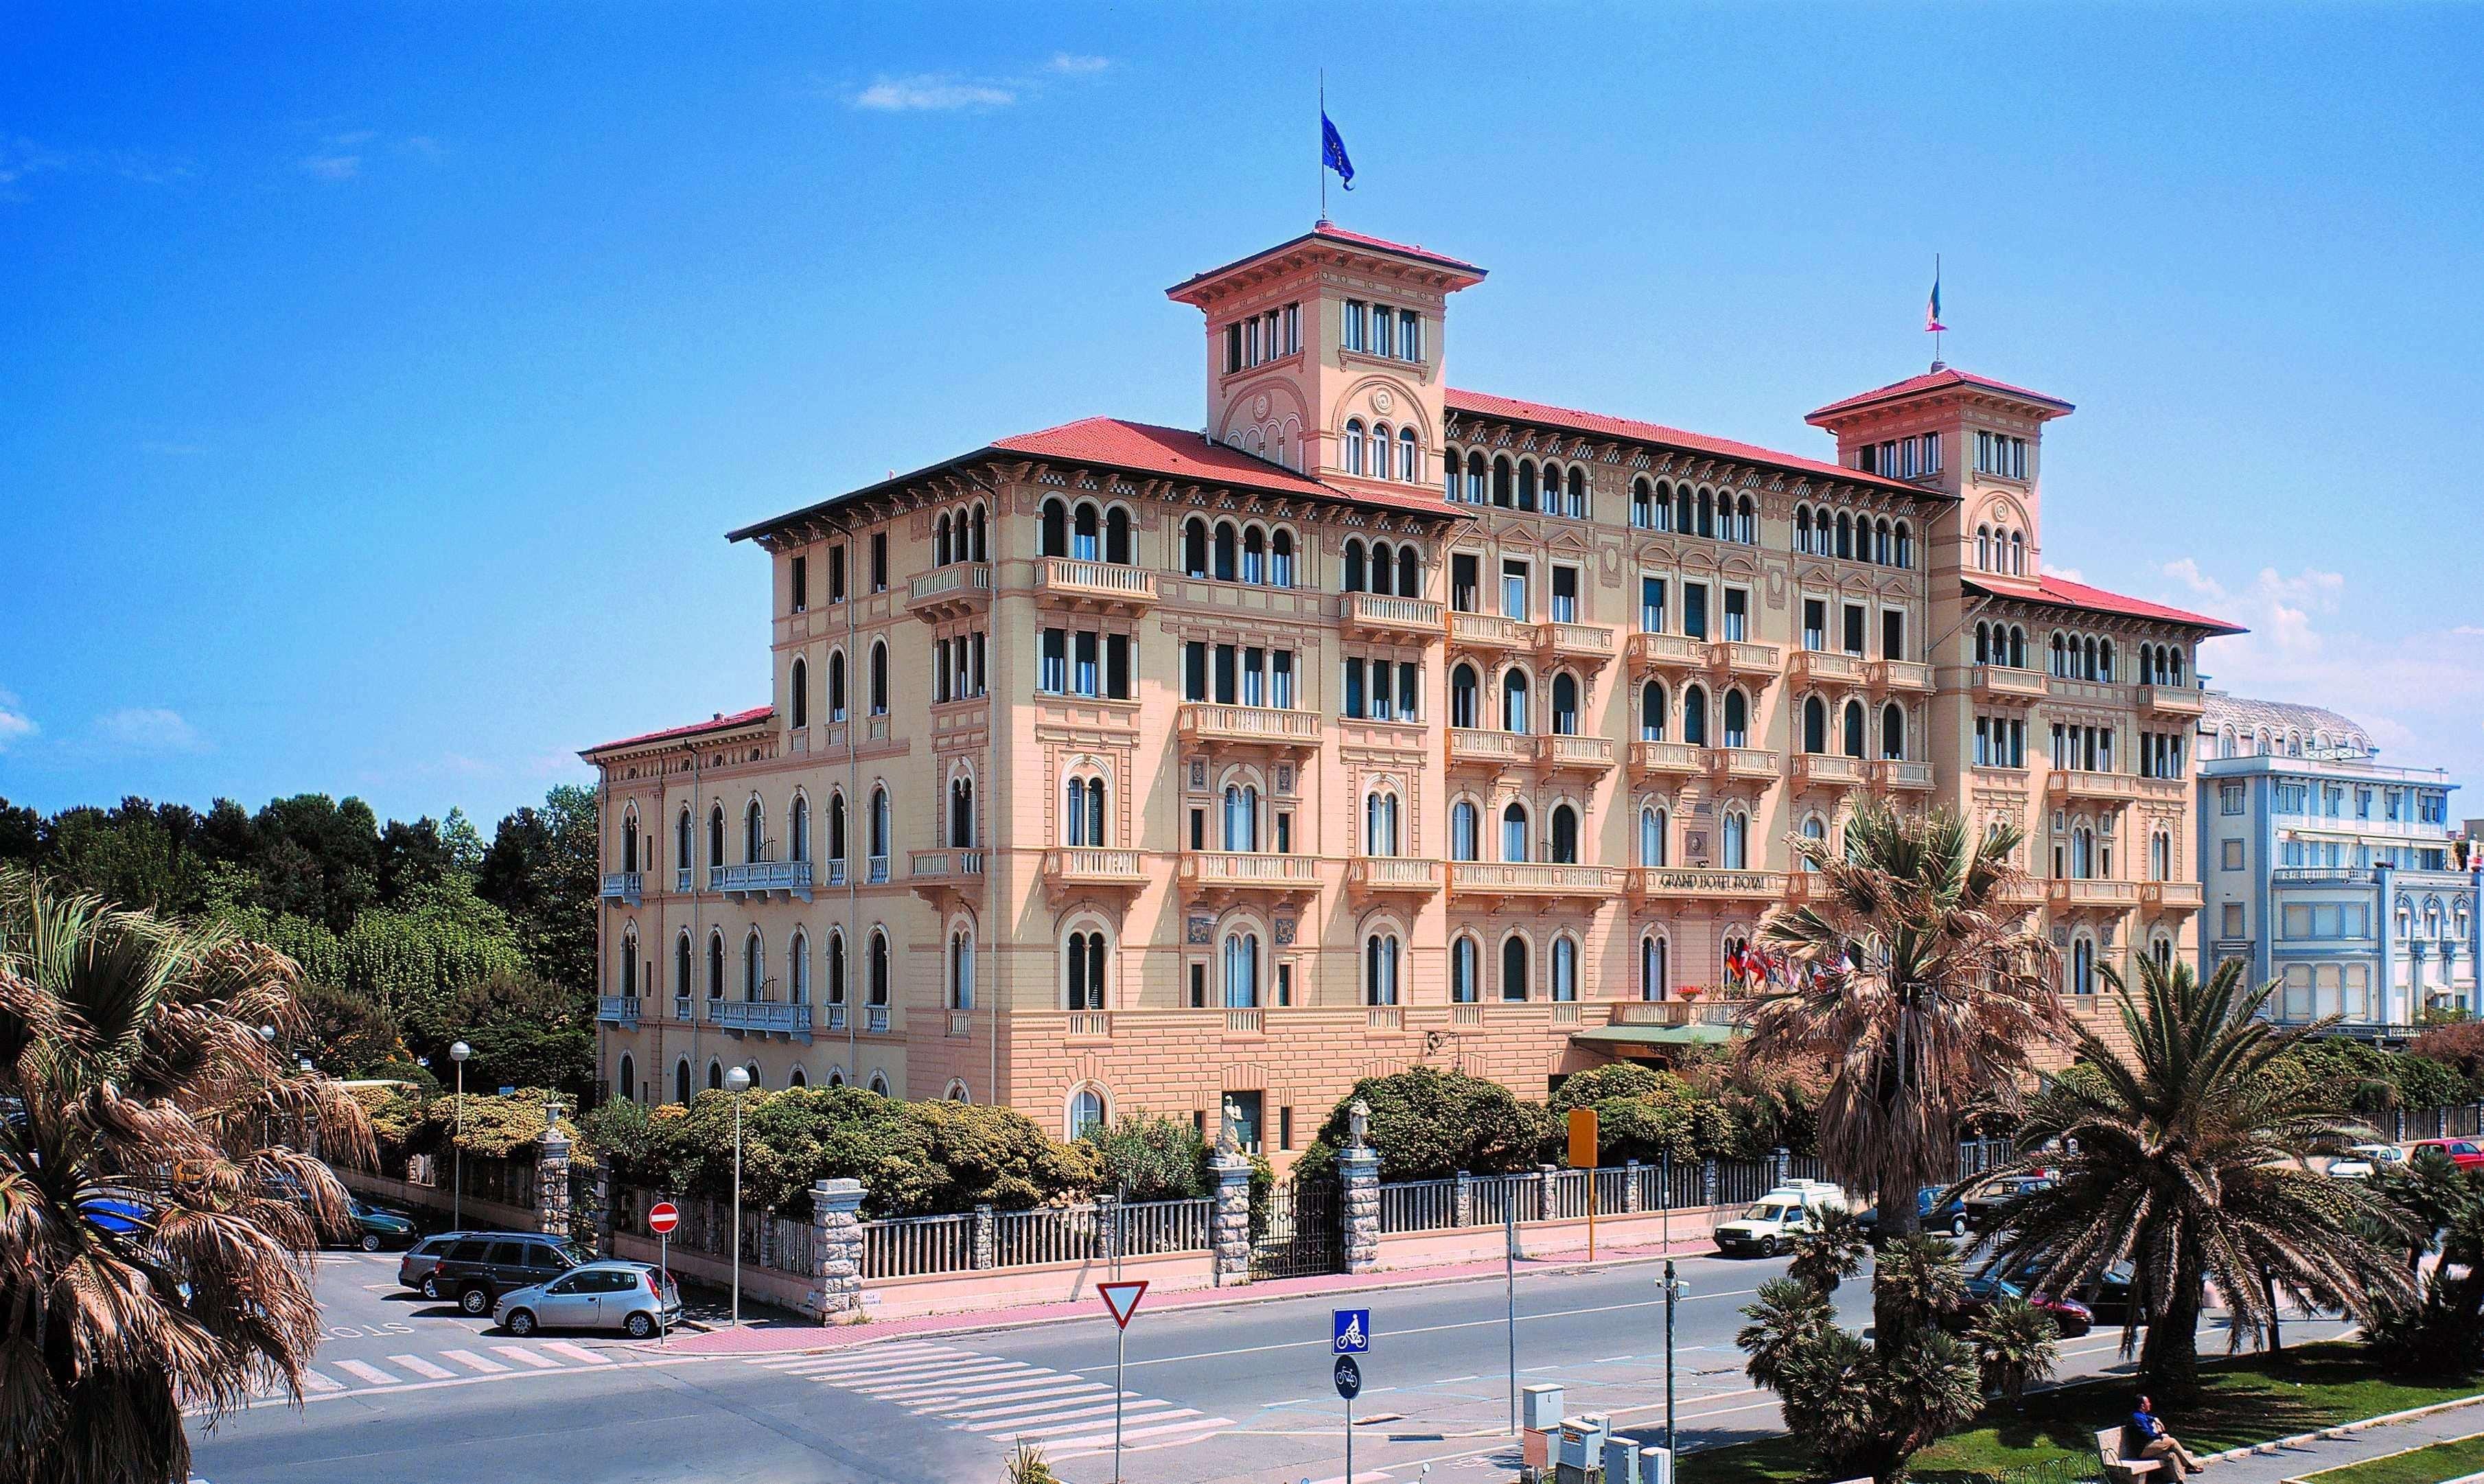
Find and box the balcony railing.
[1347,857,1444,897]
[1627,868,1788,903]
[1448,862,1627,903]
[905,562,992,620]
[1179,704,1321,749]
[907,849,985,896]
[1869,659,1936,693]
[1627,631,1707,673]
[1629,739,1702,776]
[597,995,641,1025]
[1971,664,2048,703]
[2047,879,2141,909]
[1448,728,1533,769]
[2141,880,2205,911]
[1032,557,1157,609]
[1789,650,1868,686]
[1871,759,1936,791]
[674,867,693,894]
[710,860,815,901]
[1366,1006,1404,1032]
[1341,592,1444,638]
[1179,852,1321,894]
[820,1004,848,1032]
[1043,848,1148,890]
[1448,612,1537,651]
[1536,734,1617,773]
[2047,771,2184,805]
[1791,753,1868,789]
[599,872,642,905]
[1704,745,1782,782]
[1224,1008,1263,1035]
[708,1000,815,1036]
[864,1006,890,1033]
[2138,684,2207,718]
[868,853,890,884]
[1611,997,1754,1028]
[1708,640,1781,676]
[1537,621,1617,668]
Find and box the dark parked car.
[1965,1174,2055,1232]
[2004,1255,2138,1325]
[1955,1273,2093,1337]
[337,1198,419,1253]
[1856,1186,1972,1240]
[428,1233,588,1316]
[398,1231,477,1299]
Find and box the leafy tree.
[0,796,40,863]
[1990,955,2415,1395]
[1969,1298,2061,1405]
[1084,1113,1210,1201]
[440,807,487,872]
[1550,1063,1671,1112]
[399,966,594,1095]
[1300,1065,1542,1181]
[0,868,375,1483]
[476,785,598,993]
[377,817,454,906]
[2365,1159,2484,1373]
[252,793,384,931]
[297,979,408,1077]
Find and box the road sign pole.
[1505,1201,1518,1435]
[1344,1388,1354,1483]
[658,1229,669,1346]
[1664,1257,1678,1457]
[1113,1319,1126,1484]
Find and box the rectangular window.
[1224,322,1242,373]
[1975,717,1990,767]
[1284,303,1300,356]
[1400,312,1423,362]
[1371,304,1394,359]
[1397,661,1418,719]
[1640,576,1667,633]
[1343,299,1368,352]
[2220,782,2244,815]
[1451,554,1480,613]
[1073,631,1099,696]
[1802,599,1826,652]
[1682,583,1709,640]
[1925,431,1941,472]
[1881,610,1905,660]
[1273,649,1295,708]
[1500,559,1529,620]
[2220,839,2244,870]
[790,555,808,613]
[1343,658,1366,719]
[1551,566,1579,624]
[1279,1104,1294,1150]
[1040,629,1067,693]
[1189,962,1206,1008]
[1183,641,1208,702]
[828,545,846,603]
[2221,903,2245,940]
[1723,588,1748,642]
[870,533,888,592]
[1242,647,1266,708]
[1189,809,1205,852]
[1106,634,1131,700]
[1213,644,1237,705]
[1275,811,1292,854]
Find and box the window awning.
[1570,1023,1740,1050]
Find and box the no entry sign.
[647,1201,680,1235]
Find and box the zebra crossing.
[745,1341,1235,1460]
[255,1341,638,1402]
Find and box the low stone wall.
[609,1230,817,1315]
[861,1249,1218,1321]
[338,1166,537,1236]
[1371,1203,1731,1270]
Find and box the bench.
[2098,1426,2164,1484]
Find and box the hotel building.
[581,222,2240,1155]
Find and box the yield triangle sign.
[1098,1279,1148,1329]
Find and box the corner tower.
[1167,222,1484,489]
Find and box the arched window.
[1065,929,1108,1010]
[1365,934,1400,1005]
[706,930,725,999]
[1568,467,1589,519]
[1241,524,1266,584]
[1466,449,1487,502]
[676,807,692,878]
[1723,688,1749,749]
[1400,426,1419,485]
[1721,809,1749,870]
[2009,531,2024,574]
[1639,936,1669,1001]
[1640,680,1667,741]
[1835,511,1852,559]
[828,791,847,868]
[789,657,809,730]
[1873,518,1891,566]
[1343,539,1367,594]
[1397,544,1419,597]
[1221,782,1261,851]
[1737,494,1756,543]
[708,802,724,870]
[1270,528,1295,586]
[1500,802,1530,863]
[870,787,892,877]
[2150,831,2172,882]
[708,1060,724,1091]
[1041,498,1068,559]
[1183,517,1209,577]
[1639,805,1669,866]
[869,640,890,715]
[619,927,638,997]
[1674,481,1694,532]
[867,929,890,1006]
[1551,673,1580,735]
[1450,664,1480,729]
[1682,685,1708,747]
[1365,542,1391,595]
[674,1058,691,1104]
[827,649,846,720]
[673,931,690,1001]
[1072,500,1100,561]
[1977,526,1993,570]
[826,929,846,1006]
[1105,505,1131,565]
[1064,774,1106,847]
[1880,703,1905,759]
[868,1072,890,1096]
[1894,521,1912,568]
[1500,935,1531,1001]
[972,502,988,561]
[1518,460,1538,511]
[1222,931,1260,1008]
[1800,815,1827,869]
[1634,478,1655,529]
[1068,1087,1107,1141]
[1492,454,1513,507]
[1365,789,1400,856]
[2071,936,2096,996]
[1975,622,1991,664]
[789,795,809,861]
[2008,626,2028,668]
[948,927,974,1010]
[742,928,763,1001]
[1551,937,1577,1001]
[1450,800,1480,861]
[1551,804,1579,864]
[948,774,974,848]
[2071,824,2096,879]
[744,798,765,861]
[1802,696,1827,754]
[1501,669,1530,733]
[1212,521,1238,581]
[1696,487,1713,537]
[1452,936,1480,1003]
[1343,419,1367,476]
[1842,699,1866,758]
[789,1066,807,1088]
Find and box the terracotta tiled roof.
[1303,220,1482,274]
[1807,367,2074,423]
[1963,574,2244,635]
[583,705,774,756]
[1166,220,1486,299]
[1445,389,1937,499]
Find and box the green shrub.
[1300,1066,1541,1182]
[1084,1113,1209,1202]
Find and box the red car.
[2405,1139,2484,1170]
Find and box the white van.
[1713,1181,1850,1257]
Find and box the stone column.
[535,1124,572,1240]
[1622,1160,1643,1214]
[1097,1192,1121,1266]
[1455,1171,1474,1228]
[1340,1146,1382,1275]
[1701,1157,1718,1211]
[1209,1155,1253,1287]
[972,1204,995,1271]
[585,1163,612,1257]
[809,1177,868,1323]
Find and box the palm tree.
[1745,799,2063,1345]
[1990,954,2413,1395]
[0,868,373,1483]
[1970,1297,2062,1405]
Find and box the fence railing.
[1378,1158,1772,1236]
[862,1212,974,1279]
[857,1197,1214,1279]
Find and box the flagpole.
[1319,69,1327,222]
[1934,252,1942,367]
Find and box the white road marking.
[332,1360,397,1387]
[542,1342,612,1367]
[386,1354,456,1380]
[441,1349,509,1373]
[933,1382,1113,1418]
[1431,1374,1480,1384]
[1095,1288,1767,1372]
[850,1360,1032,1396]
[491,1345,561,1369]
[1043,1411,1227,1450]
[873,1369,1061,1403]
[300,1369,344,1393]
[750,1343,955,1373]
[814,1354,995,1386]
[968,1400,1175,1435]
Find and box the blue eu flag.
[1321,111,1355,192]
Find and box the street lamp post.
[449,1041,471,1231]
[726,1065,750,1328]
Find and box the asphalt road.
[189,1246,2340,1484]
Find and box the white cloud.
[2043,566,2083,584]
[93,706,202,753]
[851,76,1018,112]
[1047,53,1111,76]
[0,687,36,750]
[299,153,360,181]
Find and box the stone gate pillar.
[809,1177,868,1323]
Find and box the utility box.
[1522,1382,1565,1430]
[1605,1440,1672,1484]
[1556,1413,1611,1483]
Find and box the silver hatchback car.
[494,1261,682,1339]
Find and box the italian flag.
[1925,275,1947,334]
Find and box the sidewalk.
[2197,1395,2484,1483]
[667,1228,1726,1356]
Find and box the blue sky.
[4,3,2479,826]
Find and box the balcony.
[1179,851,1321,901]
[1032,557,1157,612]
[1448,861,1626,907]
[1179,703,1321,752]
[1222,1008,1264,1036]
[1627,868,1788,904]
[599,871,642,906]
[709,860,814,903]
[907,848,985,906]
[1347,857,1444,899]
[2141,880,2205,912]
[1448,728,1533,772]
[1791,753,1868,790]
[820,1004,848,1032]
[905,562,992,623]
[1537,621,1618,672]
[2046,879,2142,912]
[1789,650,1868,688]
[2139,684,2207,719]
[1447,611,1537,654]
[1870,759,1936,791]
[1869,659,1936,694]
[597,995,642,1026]
[1610,997,1755,1030]
[1629,739,1702,778]
[1065,1010,1112,1039]
[674,867,693,894]
[1366,1006,1405,1033]
[1971,664,2048,705]
[1627,631,1707,675]
[1043,847,1149,896]
[1704,745,1783,784]
[2047,771,2185,806]
[863,1006,890,1034]
[707,999,815,1040]
[1536,734,1616,774]
[1708,640,1782,678]
[1341,592,1445,639]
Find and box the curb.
[2205,1393,2484,1481]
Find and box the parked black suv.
[429,1233,588,1316]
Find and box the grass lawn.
[2297,1432,2484,1484]
[1684,1343,2484,1484]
